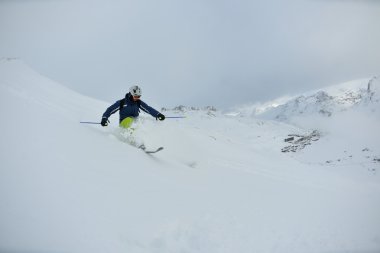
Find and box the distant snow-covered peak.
[231,77,380,121]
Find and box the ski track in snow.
[0,58,380,253]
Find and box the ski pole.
[80,121,101,124]
[165,116,186,119]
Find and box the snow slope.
[1,58,380,253]
[228,76,380,175]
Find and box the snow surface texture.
[0,58,380,253]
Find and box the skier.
[101,85,165,128]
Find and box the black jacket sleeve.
[102,100,122,119]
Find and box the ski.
[139,145,164,154]
[145,147,164,154]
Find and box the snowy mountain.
[1,58,380,253]
[230,77,380,121]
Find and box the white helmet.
[129,85,142,96]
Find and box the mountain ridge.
[228,76,380,121]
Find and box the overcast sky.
[1,0,379,109]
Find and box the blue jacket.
[102,93,160,123]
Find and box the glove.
[101,117,109,126]
[156,113,165,121]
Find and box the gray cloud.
[0,0,379,109]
